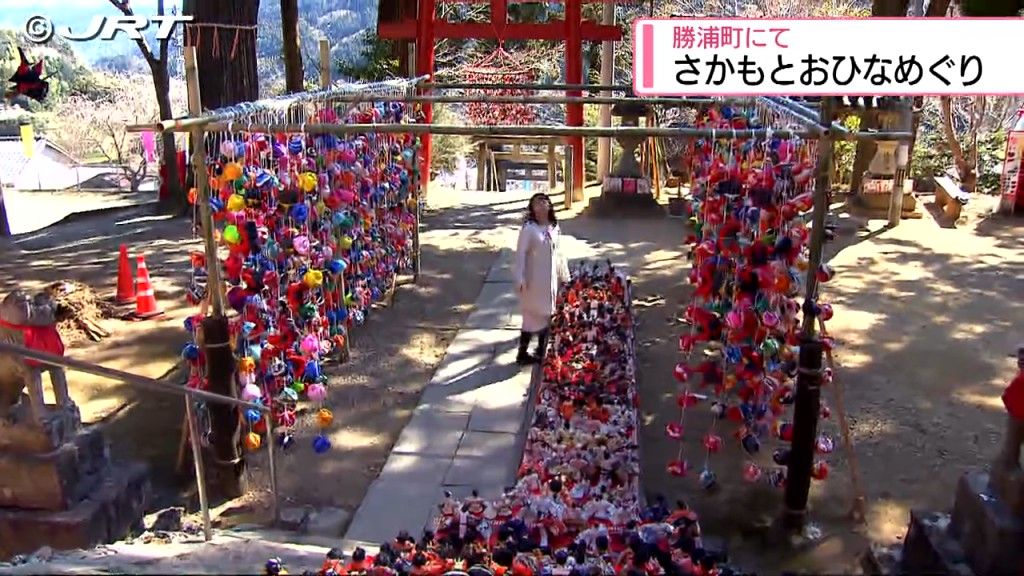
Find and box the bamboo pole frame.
[290,94,760,106]
[319,39,354,364]
[136,122,913,142]
[125,95,771,134]
[423,82,631,92]
[132,77,428,133]
[412,141,423,281]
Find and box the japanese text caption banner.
[633,18,1024,96]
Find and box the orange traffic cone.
[133,254,164,319]
[115,244,135,304]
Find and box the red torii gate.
[378,0,625,196]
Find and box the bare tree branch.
[108,0,158,64]
[52,74,184,191]
[157,0,170,64]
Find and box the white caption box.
[633,18,1024,96]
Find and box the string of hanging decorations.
[457,43,543,126]
[665,99,839,492]
[178,82,422,457]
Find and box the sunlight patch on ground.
[950,323,989,339]
[849,416,898,441]
[866,499,912,544]
[828,308,883,342]
[882,339,910,352]
[330,427,387,449]
[642,249,685,264]
[956,390,1005,412]
[832,349,872,369]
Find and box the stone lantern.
[608,98,650,179]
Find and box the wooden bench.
[932,176,970,222]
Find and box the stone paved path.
[343,248,538,545]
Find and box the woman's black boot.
[533,328,550,360]
[516,331,537,365]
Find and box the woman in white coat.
[514,193,570,365]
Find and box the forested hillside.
[0,0,377,91]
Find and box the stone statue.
[0,289,71,424]
[991,345,1024,511]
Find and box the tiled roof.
[0,138,80,189]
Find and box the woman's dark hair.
[525,193,557,225]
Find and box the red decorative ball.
[667,460,688,477]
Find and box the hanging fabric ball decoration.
[239,357,256,372]
[306,383,327,402]
[811,461,830,480]
[673,363,690,382]
[298,172,318,192]
[227,194,246,212]
[223,162,243,181]
[303,269,324,288]
[245,432,262,451]
[245,408,262,424]
[742,462,762,483]
[222,225,241,245]
[313,434,331,453]
[278,432,294,449]
[667,460,688,477]
[301,335,320,356]
[699,468,718,491]
[702,434,723,453]
[181,343,200,361]
[277,410,297,428]
[316,408,334,428]
[242,383,262,402]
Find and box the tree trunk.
[281,0,304,93]
[939,96,978,193]
[151,61,186,215]
[182,0,261,109]
[926,0,952,15]
[901,0,951,186]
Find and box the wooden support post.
[477,141,488,191]
[596,0,615,183]
[319,39,331,88]
[565,0,585,201]
[651,137,662,200]
[317,40,353,362]
[783,97,834,531]
[564,144,574,210]
[0,179,10,237]
[184,46,245,500]
[412,141,422,281]
[416,0,436,198]
[547,144,557,190]
[887,100,914,227]
[490,150,501,192]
